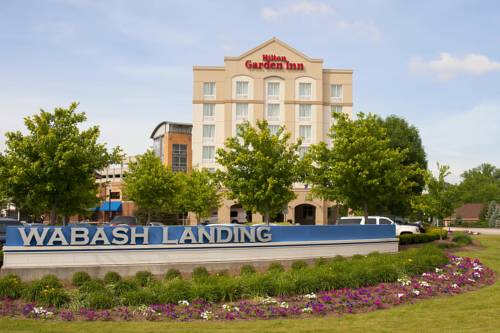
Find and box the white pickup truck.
[337,216,420,236]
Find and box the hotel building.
[192,37,353,225]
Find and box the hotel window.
[266,103,280,121]
[268,125,280,135]
[299,83,312,99]
[298,146,309,158]
[202,146,215,163]
[203,82,216,97]
[330,84,342,99]
[172,144,188,172]
[299,125,312,143]
[331,105,342,114]
[109,191,121,200]
[202,125,215,141]
[299,104,312,121]
[235,103,249,121]
[236,81,249,97]
[267,82,280,99]
[203,104,215,120]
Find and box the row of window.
[202,124,313,142]
[202,82,343,99]
[203,104,342,122]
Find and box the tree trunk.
[437,218,442,240]
[49,206,57,225]
[264,211,270,225]
[363,201,369,225]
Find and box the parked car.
[229,209,247,224]
[337,216,420,236]
[147,222,165,227]
[0,218,23,244]
[109,216,137,226]
[201,213,218,225]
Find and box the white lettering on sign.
[17,226,272,246]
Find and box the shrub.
[0,274,23,299]
[86,291,115,310]
[72,272,92,287]
[192,266,210,280]
[217,276,243,302]
[399,233,439,245]
[215,270,229,277]
[291,260,308,271]
[135,271,153,287]
[164,268,181,281]
[240,264,256,276]
[121,289,156,306]
[37,288,70,307]
[267,262,285,273]
[103,272,121,285]
[452,233,473,245]
[39,274,62,289]
[154,278,192,303]
[79,280,106,294]
[112,279,139,297]
[315,257,329,266]
[191,279,222,302]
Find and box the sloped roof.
[453,203,485,219]
[224,37,323,63]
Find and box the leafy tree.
[216,121,302,224]
[123,150,179,223]
[412,163,457,238]
[176,168,222,224]
[306,112,424,223]
[455,163,500,204]
[380,115,428,216]
[0,103,120,224]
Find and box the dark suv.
[0,218,23,244]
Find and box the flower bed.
[0,255,494,321]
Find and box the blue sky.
[0,0,499,182]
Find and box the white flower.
[451,284,459,288]
[279,301,289,309]
[467,278,475,283]
[437,274,448,280]
[31,307,53,319]
[178,300,190,306]
[262,296,277,304]
[473,272,481,278]
[453,272,462,276]
[222,304,240,312]
[421,273,429,277]
[420,281,431,287]
[302,307,313,313]
[397,293,405,298]
[304,293,317,299]
[200,310,213,320]
[435,268,443,274]
[412,289,420,296]
[473,266,483,271]
[397,276,411,286]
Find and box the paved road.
[448,227,500,235]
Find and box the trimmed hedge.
[452,233,473,245]
[5,245,449,308]
[399,228,448,245]
[72,272,91,287]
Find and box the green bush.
[192,266,210,280]
[39,274,62,288]
[121,289,156,306]
[164,268,181,281]
[452,233,473,245]
[154,278,191,303]
[267,262,285,273]
[103,272,122,285]
[72,272,91,287]
[0,274,23,299]
[112,279,139,297]
[79,279,106,294]
[314,257,329,266]
[135,271,153,286]
[240,264,256,275]
[291,260,308,271]
[86,291,115,310]
[191,279,222,302]
[38,288,69,307]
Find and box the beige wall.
[191,38,353,224]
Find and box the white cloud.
[261,1,334,20]
[410,53,500,81]
[419,101,500,183]
[336,19,381,42]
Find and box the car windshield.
[337,218,362,225]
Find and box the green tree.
[380,115,428,216]
[412,163,457,238]
[306,112,424,223]
[455,163,500,204]
[0,103,120,224]
[216,121,302,224]
[123,150,179,223]
[177,168,222,224]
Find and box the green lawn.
[1,235,499,333]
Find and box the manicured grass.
[1,236,499,333]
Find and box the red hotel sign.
[245,54,304,70]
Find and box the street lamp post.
[108,188,112,222]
